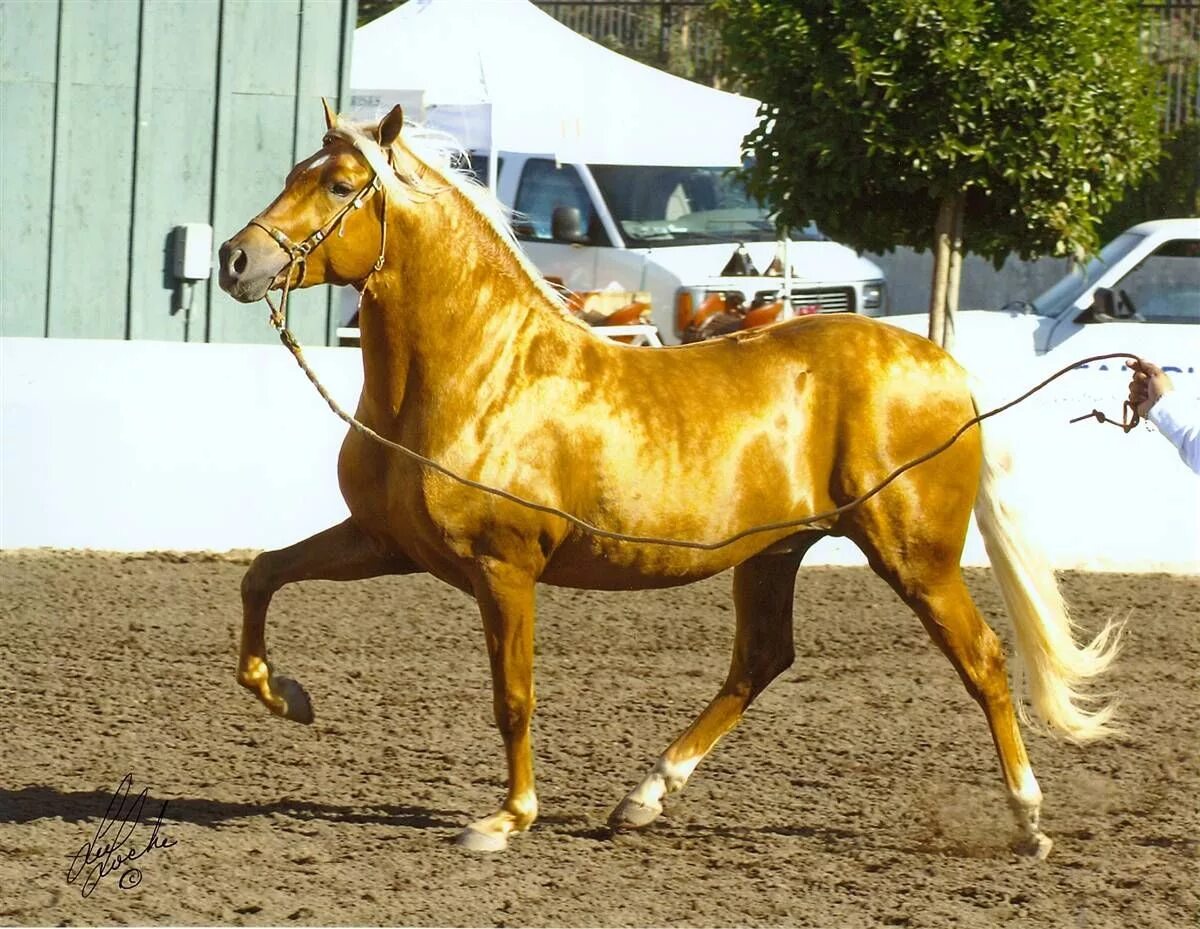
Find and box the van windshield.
[1031,232,1146,317]
[589,164,819,246]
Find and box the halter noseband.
[250,166,387,297]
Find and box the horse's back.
[604,313,971,435]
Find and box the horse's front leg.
[456,562,538,852]
[239,518,418,722]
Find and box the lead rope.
[1068,402,1141,431]
[262,276,1142,550]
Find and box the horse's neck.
[355,192,574,420]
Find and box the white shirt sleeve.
[1148,391,1200,475]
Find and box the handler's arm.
[1148,391,1200,475]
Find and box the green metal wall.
[0,0,356,345]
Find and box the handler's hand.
[1126,358,1174,418]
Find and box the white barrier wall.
[2,336,1197,573]
[2,337,358,553]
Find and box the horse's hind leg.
[609,545,807,832]
[869,552,1051,858]
[239,518,418,723]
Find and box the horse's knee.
[241,553,279,604]
[493,691,535,735]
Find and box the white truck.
[883,218,1199,376]
[470,153,888,344]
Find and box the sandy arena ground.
[0,550,1196,927]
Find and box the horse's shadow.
[0,784,466,831]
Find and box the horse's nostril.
[230,248,248,276]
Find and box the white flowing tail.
[973,418,1124,743]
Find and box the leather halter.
[250,142,390,293]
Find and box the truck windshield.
[1031,232,1146,316]
[588,164,821,246]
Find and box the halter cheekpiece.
[251,135,397,331]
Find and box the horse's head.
[218,102,406,303]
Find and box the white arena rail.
[336,324,663,347]
[2,335,1196,571]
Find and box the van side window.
[1114,239,1200,324]
[513,160,607,245]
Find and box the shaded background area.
[0,551,1195,926]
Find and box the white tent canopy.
[351,0,762,167]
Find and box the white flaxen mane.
[328,116,586,328]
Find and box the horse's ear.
[321,97,338,131]
[378,105,405,148]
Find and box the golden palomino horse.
[217,103,1121,857]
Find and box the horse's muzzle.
[218,227,289,303]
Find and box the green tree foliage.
[715,0,1163,344]
[1099,121,1200,242]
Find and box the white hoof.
[455,826,508,853]
[1013,832,1053,860]
[273,676,315,724]
[608,795,663,831]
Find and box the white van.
[883,218,1200,375]
[465,153,887,344]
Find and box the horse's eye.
[330,181,354,197]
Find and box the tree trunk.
[944,193,965,352]
[928,196,954,345]
[928,192,965,348]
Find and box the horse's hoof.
[455,826,508,853]
[273,676,315,724]
[608,796,662,832]
[1013,833,1053,860]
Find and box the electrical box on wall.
[172,223,213,281]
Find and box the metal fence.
[533,1,724,87]
[1142,2,1200,131]
[535,1,1200,131]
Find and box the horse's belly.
[539,548,723,591]
[538,527,797,591]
